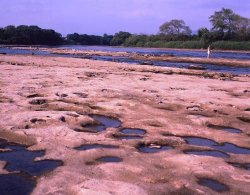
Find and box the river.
[0,45,249,74]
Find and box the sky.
[0,0,249,36]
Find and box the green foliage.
[66,33,111,45]
[211,41,250,50]
[209,8,250,40]
[110,31,131,46]
[0,25,62,45]
[144,41,206,49]
[159,19,192,36]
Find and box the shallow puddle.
[96,156,122,163]
[214,143,250,155]
[198,178,229,192]
[184,137,217,147]
[91,115,121,128]
[0,140,62,195]
[0,144,62,176]
[138,144,173,153]
[81,115,121,132]
[183,137,250,155]
[75,144,118,151]
[207,124,242,134]
[115,135,143,140]
[228,162,250,170]
[80,123,106,132]
[0,173,36,195]
[120,128,146,135]
[184,150,229,158]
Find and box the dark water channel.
[0,139,62,195]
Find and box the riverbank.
[0,54,249,194]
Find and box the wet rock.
[140,61,154,65]
[187,65,206,70]
[138,143,173,153]
[26,93,42,98]
[29,99,47,105]
[73,92,88,98]
[59,116,66,122]
[237,116,250,123]
[55,92,68,98]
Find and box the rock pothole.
[96,156,122,163]
[182,136,250,157]
[197,178,229,192]
[74,144,118,151]
[207,124,242,134]
[137,143,173,153]
[0,139,63,195]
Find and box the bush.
[211,41,250,50]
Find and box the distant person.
[207,45,211,58]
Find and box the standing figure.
[207,45,211,58]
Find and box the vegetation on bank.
[0,8,249,50]
[0,25,62,45]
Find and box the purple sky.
[0,0,249,35]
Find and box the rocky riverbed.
[0,54,249,194]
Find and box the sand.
[0,54,249,194]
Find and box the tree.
[102,34,113,45]
[0,25,63,45]
[235,17,250,40]
[110,31,131,46]
[210,8,237,33]
[197,27,210,42]
[159,19,192,36]
[209,8,250,40]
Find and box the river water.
[0,45,249,74]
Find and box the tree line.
[0,8,249,49]
[0,25,63,45]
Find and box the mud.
[0,54,249,194]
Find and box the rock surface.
[0,54,249,194]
